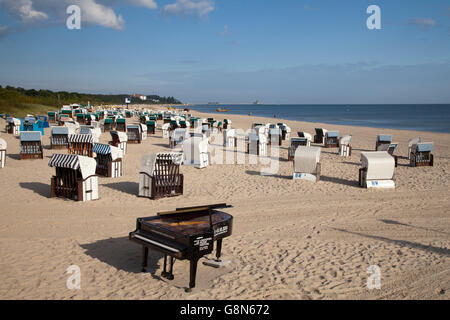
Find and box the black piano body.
[129,203,233,291]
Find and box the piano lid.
[139,204,233,237]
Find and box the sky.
[0,0,449,104]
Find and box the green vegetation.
[0,85,182,117]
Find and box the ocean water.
[191,104,450,133]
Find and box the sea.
[190,104,450,133]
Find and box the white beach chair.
[359,151,395,189]
[293,146,321,182]
[182,137,210,169]
[162,123,171,139]
[223,128,237,148]
[170,128,188,148]
[339,135,352,157]
[138,153,184,199]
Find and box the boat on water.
[253,100,261,105]
[216,108,229,112]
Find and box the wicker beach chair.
[376,134,392,151]
[223,128,237,148]
[93,143,123,177]
[293,146,321,182]
[127,124,142,144]
[247,132,267,156]
[288,138,308,161]
[338,135,352,157]
[324,131,339,148]
[139,153,184,199]
[359,151,395,188]
[51,126,69,149]
[49,153,98,201]
[20,131,43,160]
[68,134,94,157]
[408,137,422,160]
[116,118,127,132]
[410,142,434,167]
[314,128,328,145]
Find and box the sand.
[0,109,449,300]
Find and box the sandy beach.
[0,109,449,300]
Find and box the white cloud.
[0,0,159,31]
[0,0,48,23]
[162,0,214,18]
[409,18,436,27]
[127,0,157,10]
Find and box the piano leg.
[216,239,223,261]
[187,258,199,292]
[162,255,175,280]
[141,246,148,272]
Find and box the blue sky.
[0,0,449,104]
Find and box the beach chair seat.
[376,134,392,151]
[410,142,434,167]
[338,135,352,157]
[139,153,184,199]
[325,131,339,148]
[109,131,128,155]
[183,137,210,168]
[68,134,94,157]
[293,146,321,182]
[288,138,308,161]
[0,138,7,168]
[93,143,123,177]
[20,131,43,160]
[359,152,395,188]
[314,128,328,145]
[51,126,69,149]
[49,154,98,201]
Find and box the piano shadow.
[80,237,164,274]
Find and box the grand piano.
[129,203,233,292]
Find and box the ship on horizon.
[253,100,261,105]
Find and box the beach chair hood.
[360,151,395,180]
[69,134,94,144]
[408,137,422,148]
[51,126,69,135]
[294,146,321,174]
[20,131,41,142]
[339,135,352,145]
[141,153,183,175]
[110,131,128,142]
[48,154,96,180]
[93,143,123,160]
